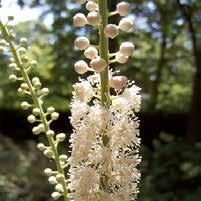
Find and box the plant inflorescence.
[0,0,141,200]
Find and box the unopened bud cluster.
[0,16,68,201]
[73,1,134,79]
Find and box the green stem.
[98,0,110,109]
[0,22,68,201]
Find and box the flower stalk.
[0,21,69,201]
[98,0,110,109]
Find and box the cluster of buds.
[70,1,141,201]
[0,15,69,201]
[73,0,134,82]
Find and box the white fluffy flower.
[73,80,94,103]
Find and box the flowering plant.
[0,0,141,201]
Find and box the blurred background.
[0,0,201,200]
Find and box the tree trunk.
[151,32,167,110]
[177,0,201,142]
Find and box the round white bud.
[32,77,40,85]
[73,13,87,27]
[32,126,41,135]
[55,184,63,193]
[21,101,30,110]
[56,133,66,142]
[46,130,55,137]
[44,149,54,158]
[87,12,101,26]
[41,88,49,96]
[27,115,36,123]
[18,47,26,55]
[37,143,46,151]
[84,46,98,59]
[32,108,40,116]
[74,37,90,50]
[48,176,57,185]
[117,2,131,16]
[115,52,129,64]
[74,60,89,74]
[51,192,61,200]
[104,24,119,39]
[51,112,59,120]
[8,63,17,70]
[86,1,98,11]
[44,168,52,176]
[110,76,128,91]
[30,60,38,67]
[56,174,65,182]
[20,37,28,45]
[9,74,17,82]
[119,42,135,56]
[20,83,29,90]
[47,106,55,114]
[90,57,107,72]
[75,0,87,4]
[38,124,45,132]
[119,18,133,32]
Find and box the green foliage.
[139,133,201,201]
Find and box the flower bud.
[32,108,40,116]
[41,88,49,96]
[18,47,26,55]
[56,174,65,182]
[38,124,45,132]
[20,37,28,46]
[30,60,38,67]
[110,76,128,91]
[90,57,107,72]
[21,101,30,110]
[115,52,129,64]
[37,143,46,151]
[117,2,131,16]
[44,168,52,176]
[47,106,55,114]
[8,63,17,70]
[73,13,87,27]
[119,18,133,32]
[86,1,98,11]
[55,184,63,193]
[87,12,101,26]
[51,192,61,200]
[44,149,54,158]
[9,74,17,82]
[104,24,119,39]
[46,130,55,137]
[74,37,90,50]
[27,115,36,123]
[51,112,59,120]
[32,126,41,135]
[84,46,98,59]
[119,42,135,56]
[56,133,66,142]
[48,176,57,185]
[0,39,7,46]
[20,83,29,90]
[74,60,89,74]
[75,0,86,4]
